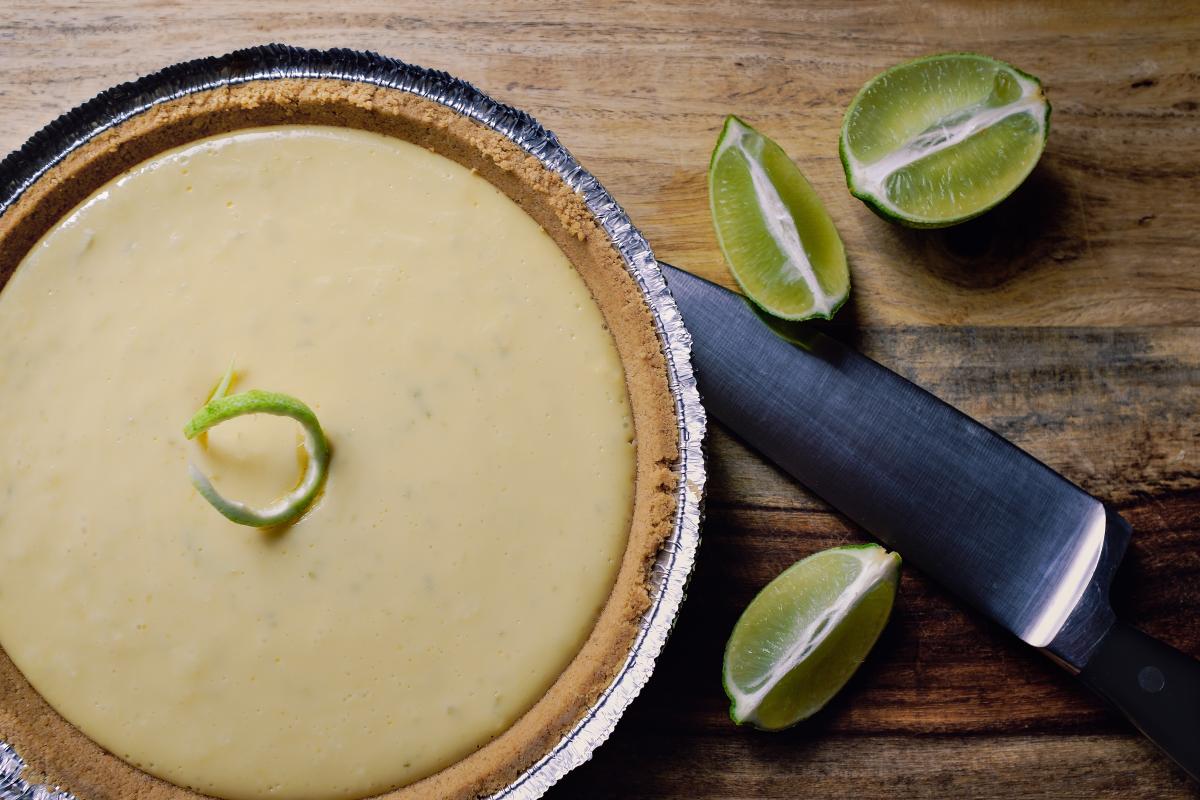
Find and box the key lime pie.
[0,78,678,799]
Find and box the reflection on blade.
[1024,504,1105,648]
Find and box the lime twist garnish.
[183,365,331,528]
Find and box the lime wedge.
[840,53,1050,227]
[723,544,901,730]
[709,115,849,321]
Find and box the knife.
[660,262,1200,780]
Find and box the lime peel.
[207,358,236,403]
[183,378,331,528]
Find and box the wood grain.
[1,2,1198,798]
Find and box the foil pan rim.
[0,44,707,800]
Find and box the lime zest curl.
[183,368,331,528]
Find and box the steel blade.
[662,264,1130,668]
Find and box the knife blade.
[661,262,1200,780]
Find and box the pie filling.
[0,126,636,800]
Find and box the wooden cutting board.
[1,2,1197,797]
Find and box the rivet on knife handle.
[1080,621,1200,781]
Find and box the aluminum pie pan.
[0,45,706,800]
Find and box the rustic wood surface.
[2,1,1198,798]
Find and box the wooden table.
[2,2,1197,797]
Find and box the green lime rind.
[839,52,1051,228]
[722,543,901,730]
[183,388,331,528]
[709,115,850,321]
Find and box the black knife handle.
[1080,620,1200,781]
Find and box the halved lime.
[840,53,1050,227]
[709,115,849,321]
[724,544,900,730]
